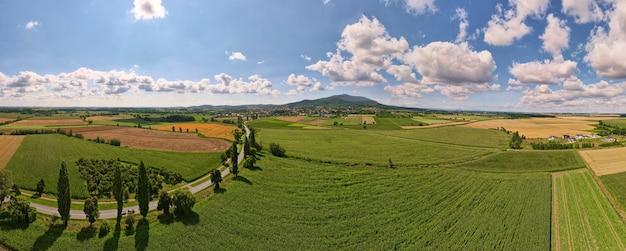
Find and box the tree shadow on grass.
[234,176,253,185]
[247,165,263,171]
[157,213,174,225]
[214,187,227,194]
[103,230,120,251]
[0,212,29,231]
[135,219,149,251]
[177,211,200,226]
[76,225,96,241]
[32,223,65,251]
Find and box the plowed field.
[157,123,238,140]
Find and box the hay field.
[462,117,596,138]
[157,123,237,140]
[579,148,626,176]
[362,115,376,124]
[9,119,87,127]
[275,116,307,122]
[0,136,24,169]
[80,127,230,152]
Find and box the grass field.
[0,136,24,169]
[0,155,551,250]
[373,126,510,148]
[4,134,222,198]
[257,128,500,166]
[460,151,586,173]
[553,170,626,250]
[156,123,238,141]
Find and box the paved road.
[28,125,250,220]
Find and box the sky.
[1,0,626,112]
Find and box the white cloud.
[257,61,265,65]
[228,52,247,61]
[306,52,387,86]
[384,83,433,98]
[286,74,312,86]
[382,0,437,15]
[286,89,299,96]
[132,0,167,21]
[207,73,279,96]
[403,42,496,86]
[585,1,626,78]
[561,0,605,23]
[25,21,39,30]
[508,60,578,85]
[434,83,501,100]
[301,54,312,61]
[453,8,469,43]
[483,0,549,46]
[520,81,626,107]
[540,14,571,61]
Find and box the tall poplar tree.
[230,141,239,177]
[137,161,150,218]
[112,162,124,226]
[57,161,71,226]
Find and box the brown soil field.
[461,118,595,138]
[0,136,25,169]
[579,148,626,176]
[307,119,327,126]
[80,127,230,152]
[275,116,307,122]
[0,118,14,123]
[10,119,87,127]
[61,126,120,133]
[157,123,238,141]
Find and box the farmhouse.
[605,136,616,143]
[548,136,558,140]
[575,134,585,140]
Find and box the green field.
[461,151,586,173]
[92,118,169,127]
[373,127,510,148]
[5,134,222,198]
[600,171,626,210]
[553,170,626,250]
[257,128,498,166]
[0,155,551,250]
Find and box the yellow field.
[462,117,596,138]
[362,115,376,124]
[157,123,238,141]
[579,148,626,176]
[0,136,24,169]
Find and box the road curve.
[28,125,250,220]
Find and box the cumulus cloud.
[25,21,39,30]
[585,1,626,78]
[207,73,279,96]
[434,84,501,100]
[382,0,437,15]
[286,74,312,87]
[132,0,168,21]
[520,81,626,107]
[483,0,549,46]
[540,14,571,61]
[453,8,470,43]
[561,0,605,23]
[384,83,433,98]
[285,74,326,94]
[228,52,247,61]
[508,60,578,85]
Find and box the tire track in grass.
[568,172,594,250]
[581,171,626,250]
[551,173,561,251]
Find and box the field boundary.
[0,136,25,169]
[578,151,626,222]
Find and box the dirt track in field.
[79,127,230,152]
[0,136,24,169]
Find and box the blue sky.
[1,0,626,112]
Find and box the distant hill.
[283,94,386,108]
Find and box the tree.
[249,128,259,150]
[244,155,256,169]
[12,184,20,196]
[232,129,242,143]
[210,169,222,191]
[510,131,524,149]
[0,170,13,207]
[157,190,171,215]
[270,143,286,157]
[243,138,251,157]
[230,141,238,177]
[137,161,150,218]
[7,197,36,223]
[112,162,124,227]
[36,178,45,195]
[171,188,195,216]
[57,161,71,225]
[83,196,100,226]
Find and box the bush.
[270,143,286,157]
[99,220,110,237]
[109,138,121,146]
[125,212,136,230]
[172,189,195,216]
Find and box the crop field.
[7,119,86,127]
[0,155,551,250]
[460,151,586,173]
[553,169,626,250]
[0,118,14,123]
[257,128,498,166]
[0,136,24,169]
[372,126,510,148]
[156,123,238,141]
[361,114,376,124]
[601,171,626,210]
[604,118,626,127]
[578,148,626,176]
[462,117,596,138]
[79,127,230,152]
[4,134,222,198]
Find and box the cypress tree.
[57,161,71,225]
[112,162,124,227]
[230,141,238,173]
[137,161,150,218]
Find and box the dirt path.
[0,136,24,169]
